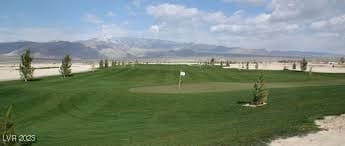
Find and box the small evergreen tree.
[19,49,34,82]
[283,66,288,71]
[340,57,345,64]
[210,58,215,65]
[309,67,313,76]
[111,60,116,67]
[292,62,297,70]
[99,60,104,69]
[220,61,223,67]
[226,61,230,67]
[59,54,72,78]
[104,59,109,68]
[252,75,269,105]
[300,58,308,71]
[246,62,249,70]
[255,62,259,70]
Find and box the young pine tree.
[91,63,96,71]
[252,75,269,105]
[210,58,215,65]
[300,58,308,71]
[246,62,250,70]
[340,57,345,64]
[292,62,297,70]
[111,60,116,67]
[226,61,230,67]
[255,62,259,70]
[309,66,313,76]
[104,59,109,68]
[19,49,34,82]
[60,54,72,78]
[99,60,104,69]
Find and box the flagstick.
[178,74,182,89]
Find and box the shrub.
[252,75,269,105]
[0,106,16,145]
[292,63,296,70]
[111,60,116,67]
[300,58,308,71]
[226,61,230,67]
[19,49,34,82]
[59,54,72,78]
[210,58,215,65]
[340,57,345,64]
[99,60,104,69]
[104,59,109,68]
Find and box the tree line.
[19,49,72,82]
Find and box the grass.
[0,64,345,145]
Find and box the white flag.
[180,71,186,76]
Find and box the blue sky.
[0,0,344,53]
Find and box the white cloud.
[147,3,199,19]
[149,25,161,33]
[310,14,345,34]
[100,24,128,39]
[0,27,94,42]
[83,13,104,24]
[106,11,115,17]
[146,2,345,53]
[268,0,345,22]
[222,0,267,5]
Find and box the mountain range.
[0,37,339,59]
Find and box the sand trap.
[270,114,345,146]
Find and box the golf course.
[1,64,345,145]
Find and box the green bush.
[19,49,34,82]
[59,54,72,78]
[252,75,269,105]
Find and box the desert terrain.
[1,61,345,81]
[0,63,94,81]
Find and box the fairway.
[1,64,345,145]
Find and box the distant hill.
[0,37,339,59]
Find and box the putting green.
[130,80,345,94]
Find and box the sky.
[0,0,345,53]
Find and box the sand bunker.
[270,114,345,146]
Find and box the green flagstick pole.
[179,72,182,89]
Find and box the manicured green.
[0,64,345,145]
